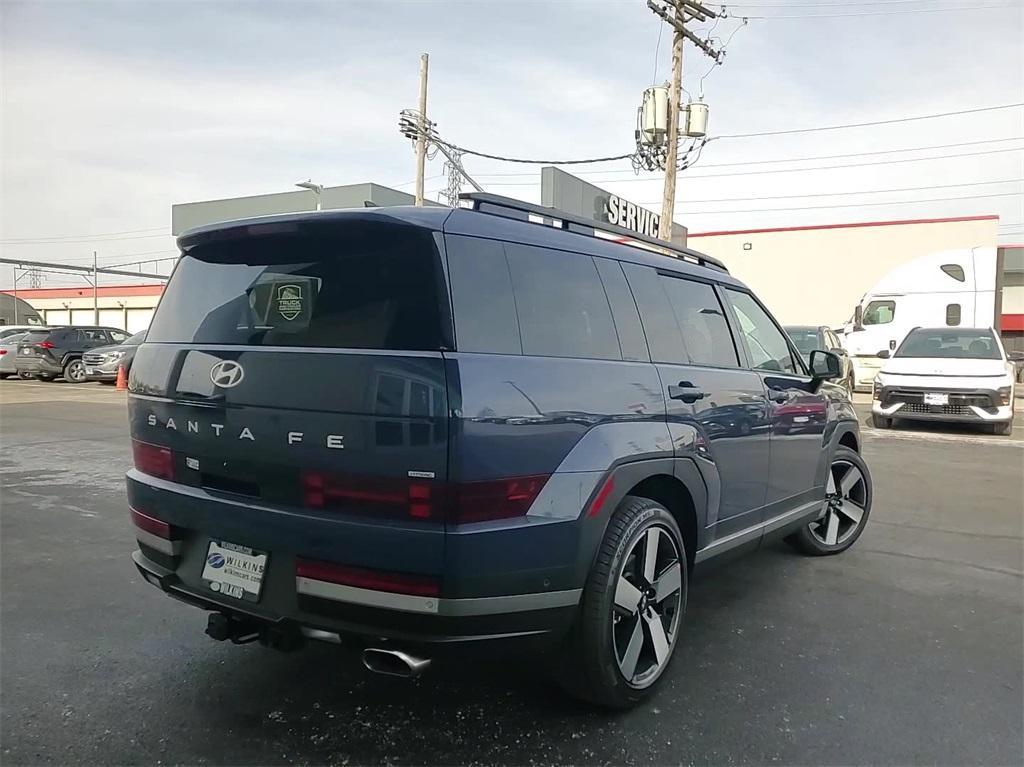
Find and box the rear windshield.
[895,329,1000,359]
[786,328,820,359]
[21,331,54,343]
[148,226,448,351]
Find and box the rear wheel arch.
[838,430,859,453]
[622,474,698,574]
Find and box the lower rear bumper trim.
[295,576,581,616]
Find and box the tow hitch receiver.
[205,612,260,644]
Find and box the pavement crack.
[860,548,1024,578]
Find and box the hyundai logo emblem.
[210,360,245,388]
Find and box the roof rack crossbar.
[458,192,728,273]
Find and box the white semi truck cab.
[843,246,999,390]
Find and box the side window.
[941,264,966,282]
[621,263,687,364]
[826,330,842,350]
[110,330,130,343]
[863,300,895,326]
[82,329,106,341]
[946,303,962,326]
[659,275,738,368]
[593,258,649,362]
[505,244,620,360]
[723,290,798,374]
[445,235,522,355]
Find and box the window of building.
[946,303,962,326]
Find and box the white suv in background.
[872,327,1019,436]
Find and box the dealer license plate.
[85,368,96,375]
[923,392,949,406]
[201,540,267,602]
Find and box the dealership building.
[6,173,1019,348]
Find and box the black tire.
[556,495,687,709]
[0,374,9,380]
[786,446,872,556]
[17,371,34,379]
[871,413,891,429]
[62,359,86,383]
[992,420,1013,436]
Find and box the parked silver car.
[0,332,30,378]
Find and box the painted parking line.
[862,426,1023,448]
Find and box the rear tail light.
[300,472,550,523]
[302,472,437,518]
[37,341,55,349]
[132,439,174,480]
[296,558,439,596]
[130,508,174,539]
[451,475,549,523]
[0,349,6,356]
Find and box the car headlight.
[873,379,882,400]
[998,386,1012,406]
[107,351,125,361]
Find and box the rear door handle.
[668,381,706,403]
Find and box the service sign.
[603,195,661,238]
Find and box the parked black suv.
[785,324,855,396]
[127,194,871,708]
[17,326,132,382]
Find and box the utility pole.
[647,0,721,242]
[93,251,99,324]
[414,53,430,206]
[659,13,684,242]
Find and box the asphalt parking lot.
[2,379,1022,766]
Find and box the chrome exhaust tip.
[362,648,432,678]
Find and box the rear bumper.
[127,471,583,653]
[133,548,576,654]
[16,357,62,375]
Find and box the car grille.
[83,353,107,365]
[902,403,971,416]
[886,389,995,408]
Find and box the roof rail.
[458,192,729,273]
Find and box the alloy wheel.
[612,525,683,688]
[66,361,85,382]
[810,459,867,546]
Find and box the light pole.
[295,180,324,211]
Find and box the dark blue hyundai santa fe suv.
[127,193,872,708]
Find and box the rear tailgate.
[127,215,453,588]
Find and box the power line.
[0,232,172,246]
[677,191,1020,214]
[0,226,167,244]
[474,137,1021,178]
[725,0,1014,6]
[483,147,1022,186]
[728,2,1022,18]
[715,103,1023,140]
[646,178,1022,206]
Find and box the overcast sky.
[1,0,1022,288]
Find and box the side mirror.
[1007,350,1024,363]
[853,305,864,331]
[809,349,842,382]
[877,349,891,359]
